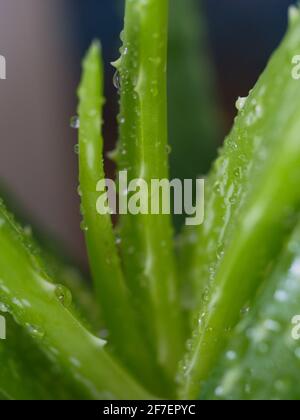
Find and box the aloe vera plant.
[112,0,184,384]
[178,6,300,399]
[1,0,300,401]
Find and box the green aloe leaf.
[113,0,184,383]
[77,41,167,395]
[201,220,300,400]
[179,7,300,399]
[43,255,103,333]
[0,200,154,400]
[0,182,102,332]
[0,317,80,400]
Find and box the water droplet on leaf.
[77,186,82,197]
[70,116,80,129]
[113,70,121,90]
[0,302,10,313]
[80,220,88,232]
[226,350,237,361]
[117,115,125,125]
[26,323,45,340]
[166,145,172,155]
[235,96,247,111]
[55,284,72,308]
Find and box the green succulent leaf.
[0,316,81,400]
[0,200,154,400]
[77,41,169,396]
[43,256,103,333]
[201,219,300,400]
[179,7,300,399]
[114,0,184,383]
[15,217,103,333]
[0,183,102,332]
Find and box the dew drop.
[234,167,242,179]
[23,225,32,237]
[235,96,247,111]
[80,220,89,232]
[213,181,221,194]
[77,186,82,197]
[215,386,224,397]
[113,70,121,90]
[0,302,10,313]
[198,312,206,327]
[166,145,172,155]
[226,350,237,361]
[240,306,250,316]
[186,338,193,351]
[55,284,72,308]
[99,329,109,339]
[290,258,300,276]
[264,319,281,332]
[150,85,159,97]
[70,116,80,129]
[107,148,119,163]
[117,115,126,125]
[80,204,85,217]
[229,195,236,205]
[202,288,210,303]
[178,359,188,376]
[274,289,288,302]
[25,323,45,340]
[216,244,224,260]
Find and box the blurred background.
[0,0,296,266]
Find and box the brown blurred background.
[0,0,83,259]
